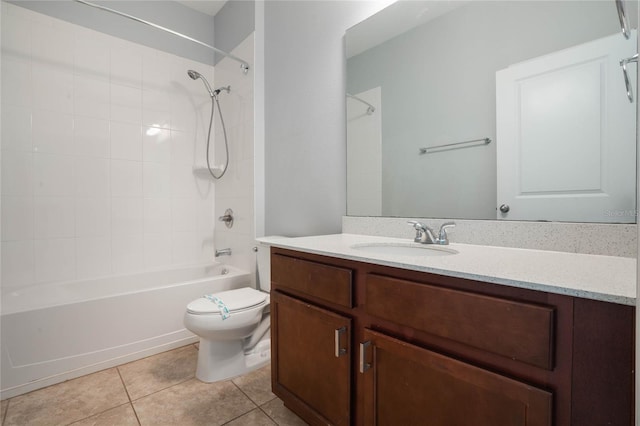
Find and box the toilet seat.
[187,287,267,315]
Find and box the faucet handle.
[437,222,456,245]
[407,221,426,243]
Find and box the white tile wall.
[1,3,224,288]
[212,34,257,284]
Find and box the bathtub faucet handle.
[218,208,234,228]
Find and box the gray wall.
[8,0,216,64]
[263,1,388,237]
[214,0,255,65]
[347,1,636,219]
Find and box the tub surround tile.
[118,345,198,401]
[4,368,128,426]
[70,403,139,426]
[73,75,110,120]
[226,408,277,426]
[2,5,232,288]
[73,116,110,158]
[1,105,32,153]
[1,240,35,287]
[260,399,308,426]
[132,378,256,426]
[232,365,276,406]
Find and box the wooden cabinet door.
[271,291,351,425]
[360,329,552,426]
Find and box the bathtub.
[0,263,251,399]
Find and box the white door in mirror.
[496,32,636,223]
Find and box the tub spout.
[215,248,232,257]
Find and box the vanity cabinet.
[270,248,634,426]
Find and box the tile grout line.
[218,381,260,425]
[255,397,280,426]
[2,400,9,426]
[64,402,134,426]
[116,367,142,426]
[124,375,196,404]
[227,381,279,425]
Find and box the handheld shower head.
[187,69,214,97]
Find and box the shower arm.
[74,0,250,74]
[347,93,375,115]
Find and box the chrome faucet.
[215,248,232,257]
[408,221,437,244]
[407,221,456,245]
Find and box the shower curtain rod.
[74,0,250,73]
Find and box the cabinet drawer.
[271,253,353,308]
[365,274,555,370]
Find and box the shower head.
[187,69,214,97]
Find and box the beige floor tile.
[4,368,129,426]
[225,408,276,426]
[260,399,308,426]
[70,403,139,426]
[232,365,275,406]
[118,345,198,400]
[1,399,8,424]
[133,378,256,426]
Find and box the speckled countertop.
[257,234,636,306]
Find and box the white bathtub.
[0,263,251,399]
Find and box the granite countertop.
[257,233,637,306]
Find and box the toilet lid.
[187,287,268,315]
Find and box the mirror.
[346,0,638,223]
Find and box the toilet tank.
[256,241,272,292]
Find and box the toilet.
[184,284,271,382]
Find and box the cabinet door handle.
[359,341,371,373]
[334,327,347,357]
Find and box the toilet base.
[195,336,271,383]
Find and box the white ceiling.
[346,0,468,58]
[177,1,227,17]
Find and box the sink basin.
[350,243,458,257]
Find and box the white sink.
[350,243,458,257]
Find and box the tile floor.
[0,344,307,426]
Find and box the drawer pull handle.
[334,327,347,357]
[359,341,371,373]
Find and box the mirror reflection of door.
[496,32,637,223]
